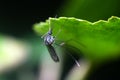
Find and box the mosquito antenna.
[48,17,52,31]
[49,15,57,31]
[49,16,62,39]
[41,17,52,38]
[54,17,69,39]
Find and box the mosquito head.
[48,29,52,35]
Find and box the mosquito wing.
[46,45,59,62]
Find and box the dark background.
[0,0,64,37]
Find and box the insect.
[43,28,59,62]
[42,18,80,67]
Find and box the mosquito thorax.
[44,33,55,45]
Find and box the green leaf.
[33,16,120,63]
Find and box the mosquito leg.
[59,40,81,67]
[59,42,65,46]
[53,39,65,47]
[54,29,62,41]
[41,32,48,38]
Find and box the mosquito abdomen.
[46,45,59,62]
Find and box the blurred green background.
[0,0,120,80]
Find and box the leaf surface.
[34,16,120,62]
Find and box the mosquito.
[43,28,59,62]
[41,18,80,67]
